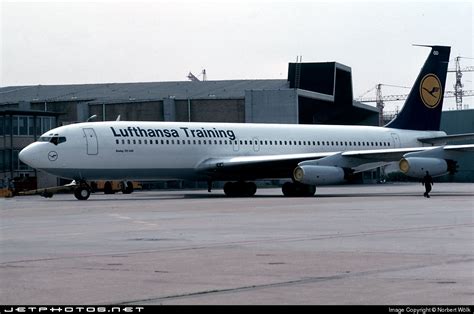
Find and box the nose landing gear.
[74,181,91,200]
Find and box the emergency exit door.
[83,128,98,155]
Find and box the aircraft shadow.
[51,190,474,202]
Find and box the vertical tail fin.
[386,45,450,131]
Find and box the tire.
[74,187,91,200]
[122,181,134,194]
[282,182,315,197]
[104,181,115,194]
[224,182,257,197]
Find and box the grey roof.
[0,80,289,105]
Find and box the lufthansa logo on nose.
[420,73,442,109]
[48,151,58,161]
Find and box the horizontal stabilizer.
[418,133,474,144]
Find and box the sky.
[1,0,473,111]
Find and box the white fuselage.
[19,121,445,181]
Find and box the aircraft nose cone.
[19,144,38,168]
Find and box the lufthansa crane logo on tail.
[420,74,442,108]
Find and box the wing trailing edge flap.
[417,133,474,145]
[404,144,474,159]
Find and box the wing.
[196,144,474,180]
[196,152,334,180]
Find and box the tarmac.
[1,182,473,305]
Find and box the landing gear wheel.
[282,182,316,197]
[104,181,115,194]
[40,191,54,198]
[74,186,91,200]
[121,181,134,194]
[224,181,257,197]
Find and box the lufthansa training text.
[111,126,236,141]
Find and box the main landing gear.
[223,181,257,197]
[74,181,91,200]
[222,181,315,197]
[281,182,316,197]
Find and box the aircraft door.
[391,133,401,148]
[253,137,260,152]
[233,139,239,152]
[83,128,99,155]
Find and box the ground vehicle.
[90,181,141,194]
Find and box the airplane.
[19,45,474,200]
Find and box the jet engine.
[399,157,448,178]
[293,165,345,185]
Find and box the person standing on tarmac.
[421,171,434,198]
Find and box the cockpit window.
[39,134,67,145]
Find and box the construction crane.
[187,69,207,82]
[448,56,474,110]
[357,87,473,126]
[356,56,473,125]
[356,84,411,126]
